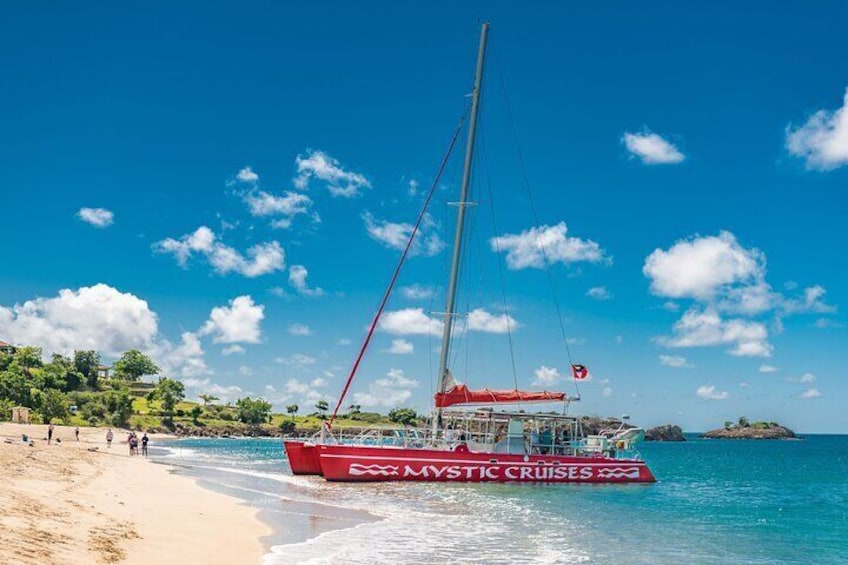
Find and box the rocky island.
[578,417,686,441]
[645,424,686,441]
[701,418,797,440]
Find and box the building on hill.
[97,364,112,380]
[0,340,16,355]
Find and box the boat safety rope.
[328,110,469,427]
[478,115,520,394]
[492,47,582,400]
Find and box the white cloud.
[0,283,158,356]
[0,284,209,378]
[407,178,419,196]
[647,231,837,359]
[696,385,728,400]
[154,331,209,378]
[399,284,434,301]
[490,222,609,270]
[782,285,835,314]
[663,301,680,312]
[644,231,764,300]
[759,364,779,373]
[352,368,419,408]
[277,353,316,367]
[377,307,517,336]
[243,190,313,229]
[622,131,685,164]
[586,286,612,301]
[288,323,313,336]
[533,365,560,386]
[288,265,324,297]
[77,207,114,228]
[785,88,848,170]
[385,339,414,355]
[467,308,520,334]
[786,372,816,384]
[659,355,692,368]
[799,387,822,399]
[154,226,285,277]
[294,149,371,197]
[602,387,613,397]
[378,308,442,336]
[659,307,772,357]
[336,338,352,346]
[200,296,264,344]
[813,318,845,329]
[236,166,259,183]
[184,379,244,404]
[739,381,751,388]
[362,212,444,257]
[222,344,245,356]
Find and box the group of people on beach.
[26,424,151,456]
[125,431,149,456]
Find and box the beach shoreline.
[151,436,380,562]
[0,422,271,564]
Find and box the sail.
[435,384,567,408]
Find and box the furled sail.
[434,384,567,408]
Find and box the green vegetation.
[388,407,419,426]
[0,344,417,434]
[235,397,272,425]
[114,349,160,381]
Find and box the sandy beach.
[0,423,270,565]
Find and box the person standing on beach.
[47,422,54,445]
[141,433,149,457]
[106,429,113,448]
[74,426,80,441]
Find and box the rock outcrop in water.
[645,424,685,441]
[701,420,796,439]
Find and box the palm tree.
[199,394,219,406]
[286,404,299,422]
[315,400,329,420]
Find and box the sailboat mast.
[433,22,489,436]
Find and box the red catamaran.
[284,23,655,484]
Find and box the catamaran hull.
[283,440,322,475]
[316,444,656,483]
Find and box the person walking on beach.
[47,422,54,445]
[129,433,139,456]
[74,426,80,441]
[106,429,113,448]
[141,433,149,457]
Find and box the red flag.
[571,364,589,380]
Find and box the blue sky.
[1,2,846,432]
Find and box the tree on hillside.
[236,397,272,425]
[199,394,219,406]
[39,389,69,423]
[151,378,185,424]
[0,352,12,371]
[43,353,84,392]
[738,416,750,428]
[74,350,101,389]
[190,405,203,425]
[286,403,299,421]
[388,408,419,426]
[0,370,32,406]
[114,350,159,381]
[13,346,43,372]
[315,399,329,420]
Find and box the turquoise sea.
[152,435,848,564]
